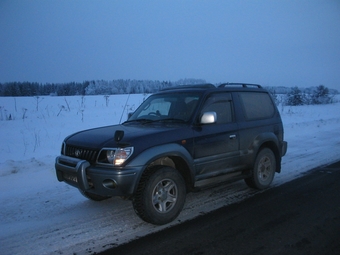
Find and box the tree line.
[0,80,338,106]
[0,79,206,97]
[284,85,336,106]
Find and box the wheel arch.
[252,133,282,173]
[255,141,281,173]
[126,143,195,194]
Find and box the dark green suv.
[55,83,287,225]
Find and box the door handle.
[229,134,237,140]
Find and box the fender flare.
[251,132,282,172]
[252,132,279,151]
[126,143,195,193]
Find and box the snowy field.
[0,94,339,255]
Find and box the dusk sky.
[1,0,340,90]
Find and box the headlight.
[98,147,134,166]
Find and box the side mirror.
[200,112,217,124]
[128,112,134,119]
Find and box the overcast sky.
[1,0,340,90]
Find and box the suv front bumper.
[55,155,140,197]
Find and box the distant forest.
[0,79,206,97]
[0,79,338,106]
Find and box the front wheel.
[133,166,186,225]
[245,148,276,189]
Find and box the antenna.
[119,93,130,124]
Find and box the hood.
[65,123,193,150]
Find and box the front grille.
[65,145,99,163]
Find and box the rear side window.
[239,92,275,120]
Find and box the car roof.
[159,82,268,93]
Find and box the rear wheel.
[79,190,111,201]
[245,148,276,189]
[133,166,186,225]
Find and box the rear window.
[239,92,275,120]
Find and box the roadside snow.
[0,95,339,255]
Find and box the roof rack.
[218,83,262,88]
[161,83,215,91]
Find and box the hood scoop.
[114,130,124,142]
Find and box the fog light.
[103,179,117,189]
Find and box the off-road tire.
[133,166,186,225]
[245,148,276,189]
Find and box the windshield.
[127,92,201,123]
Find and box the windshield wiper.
[123,118,155,124]
[154,118,186,123]
[124,118,186,125]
